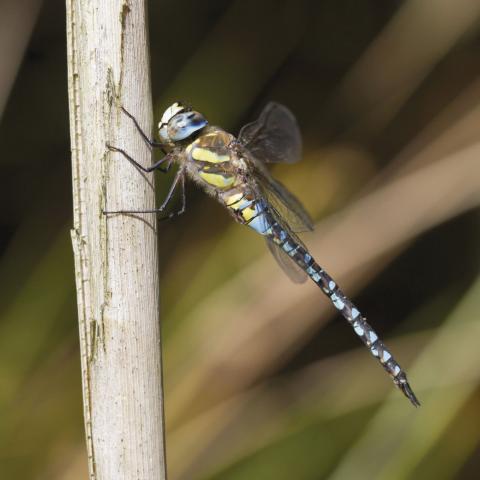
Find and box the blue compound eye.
[168,111,208,142]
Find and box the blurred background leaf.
[0,0,479,479]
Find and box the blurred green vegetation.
[0,0,479,479]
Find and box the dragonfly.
[106,101,420,407]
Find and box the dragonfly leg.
[103,167,185,215]
[106,144,173,173]
[158,174,186,222]
[120,106,167,153]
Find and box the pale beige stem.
[66,1,166,478]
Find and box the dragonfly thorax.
[158,102,208,144]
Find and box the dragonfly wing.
[243,157,313,233]
[266,238,308,283]
[260,174,314,232]
[238,102,302,164]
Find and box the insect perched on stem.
[106,102,420,407]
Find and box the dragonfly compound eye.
[167,111,208,142]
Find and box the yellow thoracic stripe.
[199,171,235,188]
[192,147,230,164]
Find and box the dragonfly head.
[158,102,208,144]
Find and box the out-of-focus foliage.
[0,1,479,479]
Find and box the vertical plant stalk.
[0,0,43,120]
[66,1,167,479]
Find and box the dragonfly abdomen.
[272,227,420,407]
[221,186,420,406]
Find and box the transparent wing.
[242,156,313,233]
[238,102,302,164]
[260,174,314,233]
[252,167,313,281]
[266,238,308,283]
[233,136,313,234]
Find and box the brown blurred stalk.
[0,0,43,120]
[66,1,166,479]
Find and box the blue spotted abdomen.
[272,229,417,404]
[221,190,418,404]
[228,207,419,405]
